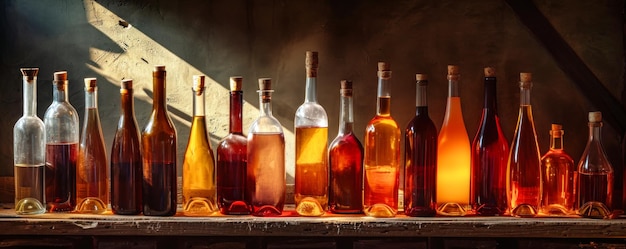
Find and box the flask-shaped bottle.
[540,124,575,215]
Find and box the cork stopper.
[54,71,68,81]
[447,65,459,80]
[550,124,563,138]
[192,75,205,95]
[121,79,133,90]
[84,78,97,92]
[258,78,272,91]
[377,62,391,79]
[154,65,166,72]
[20,68,39,80]
[415,74,427,81]
[520,72,532,82]
[306,51,319,78]
[230,76,243,91]
[340,80,353,97]
[484,67,496,77]
[589,111,602,122]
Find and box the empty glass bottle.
[76,78,108,214]
[142,65,177,216]
[246,78,285,216]
[183,75,218,216]
[540,124,575,215]
[13,68,46,215]
[44,71,78,212]
[111,79,142,215]
[576,111,613,219]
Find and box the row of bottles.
[13,53,615,218]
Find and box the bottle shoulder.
[217,133,247,150]
[14,116,45,132]
[44,102,79,123]
[249,115,284,134]
[295,102,328,127]
[541,149,574,164]
[330,132,363,149]
[578,142,613,172]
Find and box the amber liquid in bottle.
[404,74,438,217]
[540,124,575,215]
[44,71,78,212]
[110,79,142,215]
[363,62,400,218]
[142,66,177,216]
[183,75,218,216]
[329,80,363,214]
[217,77,250,215]
[470,68,509,216]
[507,73,542,217]
[246,78,285,216]
[437,65,470,216]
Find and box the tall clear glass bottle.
[294,51,329,217]
[217,76,250,215]
[404,74,438,217]
[507,72,542,217]
[44,71,78,212]
[576,111,614,218]
[13,68,46,215]
[437,65,470,216]
[363,62,400,218]
[329,80,363,214]
[246,78,285,216]
[540,124,575,215]
[470,67,509,216]
[183,75,218,216]
[111,79,142,215]
[142,65,177,216]
[76,78,108,214]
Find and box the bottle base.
[251,205,283,217]
[475,204,505,216]
[511,204,538,217]
[405,207,437,217]
[75,197,107,214]
[364,204,397,218]
[296,197,325,216]
[15,198,46,215]
[47,200,74,212]
[541,204,572,216]
[183,197,218,216]
[220,200,251,215]
[578,201,611,219]
[437,202,466,216]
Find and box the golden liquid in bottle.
[295,126,328,216]
[183,116,217,216]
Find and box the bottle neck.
[519,82,532,106]
[192,87,206,117]
[153,71,167,111]
[588,122,603,145]
[258,90,273,117]
[305,76,317,103]
[85,88,98,109]
[53,80,69,103]
[550,131,564,151]
[23,77,37,116]
[230,91,243,134]
[447,78,459,98]
[120,89,135,118]
[338,92,354,135]
[416,80,428,114]
[376,75,391,116]
[483,77,498,111]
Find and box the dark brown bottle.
[111,79,143,215]
[142,66,178,216]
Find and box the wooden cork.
[121,79,133,90]
[230,76,243,91]
[306,51,318,78]
[447,65,459,80]
[484,67,496,77]
[54,71,67,81]
[415,74,427,81]
[84,78,97,92]
[589,111,602,122]
[377,62,391,79]
[258,78,272,91]
[520,72,532,82]
[551,124,563,138]
[193,75,205,95]
[340,80,352,90]
[154,65,166,72]
[20,68,39,80]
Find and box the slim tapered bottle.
[404,74,438,217]
[437,65,470,216]
[44,71,78,212]
[329,80,363,214]
[363,62,400,218]
[507,72,542,217]
[13,68,46,215]
[470,67,509,216]
[217,76,250,215]
[247,78,285,216]
[76,78,108,214]
[540,124,575,215]
[142,65,177,216]
[294,51,329,216]
[111,79,142,215]
[183,75,218,216]
[576,112,614,219]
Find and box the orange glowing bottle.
[540,124,575,215]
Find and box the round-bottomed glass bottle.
[540,124,575,216]
[13,68,46,215]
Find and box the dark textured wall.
[0,0,623,187]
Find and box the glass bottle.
[404,74,438,217]
[470,67,509,216]
[329,80,363,214]
[76,78,108,214]
[111,79,142,215]
[437,65,470,216]
[183,75,218,216]
[246,78,285,216]
[363,62,400,218]
[507,72,542,217]
[142,65,177,216]
[540,124,575,215]
[217,76,250,215]
[44,71,78,212]
[13,68,46,215]
[576,111,614,218]
[294,51,329,217]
